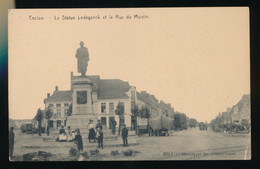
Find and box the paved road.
[132,128,251,160]
[11,127,251,160]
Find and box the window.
[57,109,61,115]
[56,103,61,107]
[64,103,69,106]
[49,104,53,107]
[109,102,114,113]
[101,103,106,113]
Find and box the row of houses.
[34,72,175,130]
[219,94,250,124]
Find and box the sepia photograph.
[8,8,250,161]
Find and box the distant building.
[137,91,175,118]
[11,119,32,129]
[222,94,250,124]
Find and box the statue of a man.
[75,41,89,76]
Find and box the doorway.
[48,120,53,128]
[109,116,115,129]
[101,117,107,127]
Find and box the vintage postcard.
[8,8,250,161]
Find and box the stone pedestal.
[66,76,98,132]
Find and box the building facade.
[221,94,250,124]
[43,72,137,129]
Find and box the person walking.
[121,124,128,147]
[88,119,96,143]
[74,129,83,152]
[9,127,15,160]
[96,127,104,149]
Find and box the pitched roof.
[86,75,100,91]
[44,78,131,102]
[44,90,73,102]
[98,79,130,99]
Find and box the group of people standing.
[87,119,104,149]
[82,119,129,150]
[55,119,129,152]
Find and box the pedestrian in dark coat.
[74,129,83,152]
[88,119,96,143]
[96,127,104,149]
[9,127,15,160]
[121,124,128,147]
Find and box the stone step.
[23,138,138,149]
[82,135,118,140]
[49,129,137,138]
[128,130,137,136]
[50,128,113,135]
[43,135,119,142]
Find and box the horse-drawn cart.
[149,115,174,136]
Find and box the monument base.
[66,114,99,130]
[67,74,97,133]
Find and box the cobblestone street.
[11,127,250,161]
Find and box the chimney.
[55,86,58,92]
[227,107,231,113]
[47,93,50,98]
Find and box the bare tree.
[36,108,43,136]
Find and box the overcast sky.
[9,8,249,122]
